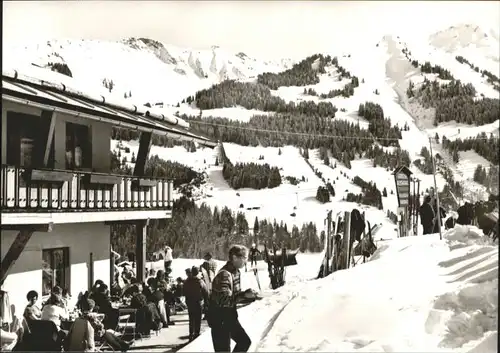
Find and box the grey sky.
[3,1,499,60]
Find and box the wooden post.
[343,211,351,270]
[411,178,416,235]
[332,214,341,273]
[110,246,115,291]
[415,178,421,235]
[135,219,149,283]
[134,132,153,176]
[429,138,442,240]
[0,223,53,285]
[325,211,332,276]
[33,110,56,168]
[362,212,367,264]
[88,252,94,291]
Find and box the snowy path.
[252,226,498,352]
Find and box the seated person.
[174,277,184,298]
[62,288,71,309]
[147,269,156,280]
[41,293,69,343]
[122,283,142,299]
[153,270,167,292]
[51,286,64,304]
[91,284,112,313]
[41,293,69,328]
[173,278,187,311]
[130,293,162,335]
[91,280,105,295]
[24,290,42,322]
[76,291,89,312]
[150,286,168,328]
[0,319,22,351]
[66,298,132,352]
[90,284,119,330]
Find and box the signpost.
[393,166,413,237]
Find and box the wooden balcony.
[1,165,173,212]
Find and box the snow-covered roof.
[1,67,216,148]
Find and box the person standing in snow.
[200,253,217,292]
[248,244,260,270]
[183,266,209,341]
[207,245,256,352]
[200,253,217,319]
[163,246,173,272]
[419,195,435,235]
[201,253,218,277]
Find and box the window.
[7,111,55,168]
[66,122,91,170]
[42,247,70,296]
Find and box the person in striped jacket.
[208,245,256,352]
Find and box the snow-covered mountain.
[3,37,293,105]
[426,24,500,75]
[429,23,499,54]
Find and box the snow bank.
[183,226,497,352]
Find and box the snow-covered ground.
[426,121,499,142]
[181,226,498,353]
[113,139,401,233]
[172,105,272,123]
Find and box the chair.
[97,315,131,352]
[115,309,135,341]
[94,334,110,352]
[22,320,61,351]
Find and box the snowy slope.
[182,226,498,353]
[3,38,292,105]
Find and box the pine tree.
[253,217,259,237]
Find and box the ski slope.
[113,139,399,234]
[181,226,498,353]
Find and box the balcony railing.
[1,165,173,212]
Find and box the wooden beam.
[105,219,150,227]
[1,223,53,232]
[87,174,122,185]
[135,220,148,283]
[33,110,56,168]
[43,111,57,167]
[30,169,73,183]
[0,228,36,284]
[133,132,152,176]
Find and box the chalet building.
[1,68,216,316]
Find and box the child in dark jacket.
[183,266,209,341]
